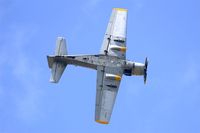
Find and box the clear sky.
[0,0,200,132]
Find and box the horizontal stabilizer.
[50,62,66,83]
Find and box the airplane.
[47,8,148,124]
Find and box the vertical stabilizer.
[55,37,67,55]
[49,37,67,83]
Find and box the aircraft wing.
[95,66,123,124]
[100,8,128,59]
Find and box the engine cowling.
[123,58,148,84]
[132,62,145,75]
[123,61,145,76]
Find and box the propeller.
[144,57,148,84]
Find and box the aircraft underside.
[47,8,148,124]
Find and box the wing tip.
[96,120,109,124]
[113,8,128,12]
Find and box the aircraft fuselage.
[47,54,145,76]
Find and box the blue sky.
[0,0,200,132]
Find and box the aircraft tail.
[47,37,67,83]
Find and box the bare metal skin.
[47,8,148,124]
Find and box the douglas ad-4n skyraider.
[47,8,148,124]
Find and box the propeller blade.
[144,57,148,84]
